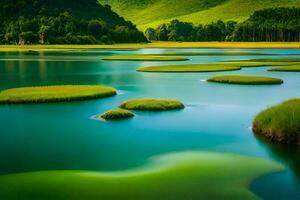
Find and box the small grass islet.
[120,99,184,111]
[102,55,189,61]
[137,64,241,73]
[0,151,283,200]
[207,75,284,85]
[100,109,134,120]
[0,85,117,104]
[268,65,300,72]
[253,99,300,146]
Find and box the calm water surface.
[0,48,299,199]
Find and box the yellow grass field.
[0,42,300,52]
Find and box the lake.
[0,48,299,199]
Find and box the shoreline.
[0,42,300,51]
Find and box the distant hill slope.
[99,0,300,30]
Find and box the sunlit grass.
[253,98,300,145]
[100,109,134,120]
[0,151,283,200]
[0,42,300,52]
[137,64,241,72]
[268,65,300,72]
[120,99,184,111]
[0,85,117,104]
[207,75,283,85]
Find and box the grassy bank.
[253,99,300,145]
[137,64,241,73]
[0,151,283,200]
[207,75,283,85]
[268,66,300,72]
[102,55,189,61]
[149,51,274,56]
[0,85,117,104]
[100,109,134,120]
[120,99,184,111]
[0,42,300,52]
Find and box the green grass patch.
[102,55,189,61]
[120,99,184,111]
[253,98,300,146]
[0,151,283,200]
[100,109,134,120]
[207,75,283,85]
[249,58,300,63]
[0,85,117,104]
[268,66,300,72]
[150,51,273,56]
[137,64,241,73]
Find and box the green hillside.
[99,0,300,30]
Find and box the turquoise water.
[0,49,300,199]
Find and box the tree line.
[0,0,147,44]
[145,7,300,42]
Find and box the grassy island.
[268,66,300,72]
[0,85,117,104]
[120,99,184,111]
[0,151,283,200]
[102,55,189,61]
[249,58,300,63]
[137,64,241,73]
[253,99,300,146]
[207,75,284,85]
[149,51,273,56]
[100,109,134,120]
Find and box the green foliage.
[232,7,300,41]
[120,99,184,111]
[253,99,300,145]
[0,85,117,104]
[268,66,300,72]
[144,7,300,42]
[102,55,189,61]
[100,109,135,120]
[207,75,284,85]
[0,152,283,200]
[0,0,147,44]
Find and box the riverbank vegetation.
[100,109,134,120]
[0,151,283,200]
[0,85,117,104]
[120,99,184,111]
[102,55,189,61]
[0,0,147,44]
[207,75,284,85]
[253,99,300,145]
[268,66,300,72]
[149,51,273,56]
[145,7,300,42]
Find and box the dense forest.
[146,7,300,42]
[0,0,147,44]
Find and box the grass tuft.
[0,85,117,104]
[253,99,300,145]
[120,99,184,111]
[268,65,300,72]
[100,109,134,120]
[207,75,283,85]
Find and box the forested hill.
[99,0,300,30]
[0,0,147,44]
